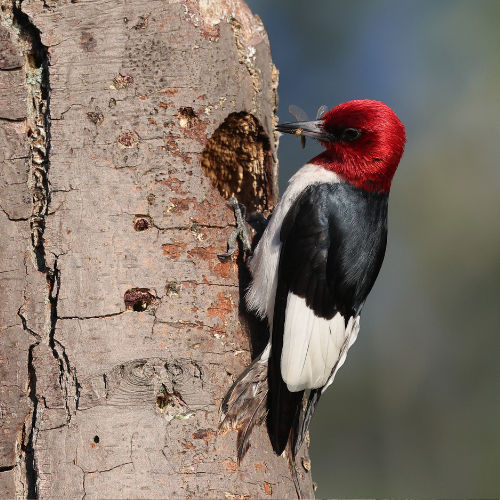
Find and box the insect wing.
[316,104,328,120]
[288,104,309,122]
[288,105,309,149]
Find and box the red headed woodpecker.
[221,99,406,463]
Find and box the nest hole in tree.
[201,112,273,213]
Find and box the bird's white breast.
[245,163,342,328]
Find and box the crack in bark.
[57,311,125,321]
[106,214,229,231]
[5,155,30,161]
[8,3,52,493]
[94,461,134,475]
[0,65,23,71]
[0,203,30,222]
[24,342,40,499]
[47,259,81,417]
[180,279,239,288]
[5,1,78,495]
[17,306,42,340]
[74,437,135,480]
[150,221,230,231]
[8,0,51,272]
[0,115,26,122]
[50,102,86,121]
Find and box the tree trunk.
[0,0,314,498]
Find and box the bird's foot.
[217,197,253,262]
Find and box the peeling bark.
[0,1,314,498]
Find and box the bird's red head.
[277,100,406,193]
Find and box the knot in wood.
[124,288,155,311]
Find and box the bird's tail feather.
[287,439,303,499]
[219,347,269,463]
[293,388,322,457]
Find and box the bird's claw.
[217,197,253,262]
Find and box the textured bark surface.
[0,0,314,498]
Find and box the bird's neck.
[310,150,392,194]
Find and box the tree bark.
[0,0,314,498]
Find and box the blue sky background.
[247,1,500,496]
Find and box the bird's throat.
[310,150,393,193]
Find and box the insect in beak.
[294,128,306,148]
[279,104,329,149]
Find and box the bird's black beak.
[276,119,334,142]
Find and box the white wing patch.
[281,293,360,392]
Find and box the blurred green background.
[247,0,500,496]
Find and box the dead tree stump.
[0,0,314,498]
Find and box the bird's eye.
[342,128,361,142]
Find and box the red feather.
[312,99,406,193]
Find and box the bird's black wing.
[268,182,388,456]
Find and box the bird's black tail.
[268,360,322,500]
[267,349,304,455]
[267,367,323,459]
